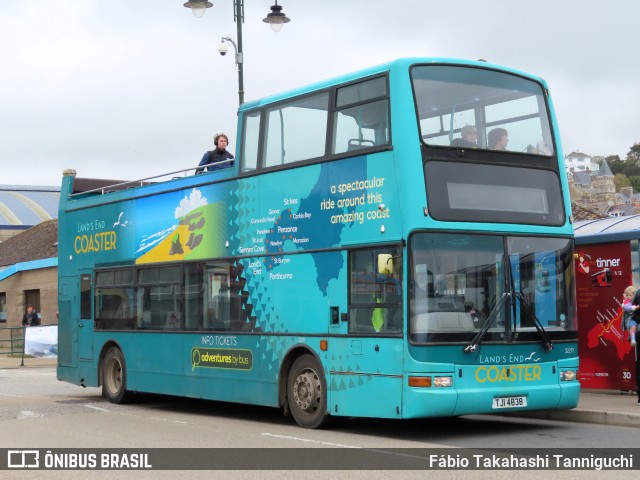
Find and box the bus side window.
[349,247,402,334]
[240,111,260,173]
[333,99,389,155]
[332,76,389,155]
[263,93,329,168]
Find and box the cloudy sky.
[1,0,639,187]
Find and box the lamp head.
[263,2,290,32]
[183,1,213,18]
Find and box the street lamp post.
[218,35,243,104]
[183,1,290,105]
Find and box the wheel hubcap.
[293,368,321,413]
[107,358,123,393]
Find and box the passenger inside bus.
[166,311,182,329]
[488,128,509,150]
[450,125,478,148]
[206,307,227,330]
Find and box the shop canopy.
[574,214,640,245]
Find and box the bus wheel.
[102,347,134,404]
[287,354,328,428]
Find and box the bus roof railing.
[68,159,233,198]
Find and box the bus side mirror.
[378,254,393,274]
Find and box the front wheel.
[101,347,134,403]
[287,354,328,428]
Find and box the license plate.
[492,396,527,409]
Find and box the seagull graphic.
[113,212,124,227]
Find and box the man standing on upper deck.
[195,133,234,173]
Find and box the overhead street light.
[262,1,290,32]
[183,1,212,18]
[183,1,291,105]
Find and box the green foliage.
[627,142,640,165]
[623,163,640,177]
[614,173,631,191]
[607,155,625,175]
[590,143,640,188]
[629,176,640,193]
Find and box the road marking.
[18,410,43,419]
[15,371,56,377]
[261,433,358,448]
[261,433,426,460]
[85,404,111,412]
[0,392,24,397]
[149,417,189,424]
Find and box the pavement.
[1,356,639,428]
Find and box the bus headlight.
[408,375,453,388]
[433,376,453,387]
[560,370,577,381]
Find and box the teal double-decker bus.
[57,58,578,428]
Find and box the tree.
[622,160,640,177]
[627,142,640,166]
[591,155,605,165]
[614,173,631,191]
[606,155,624,174]
[629,176,640,194]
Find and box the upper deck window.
[336,76,387,106]
[239,74,391,173]
[411,65,554,156]
[262,93,329,168]
[241,111,261,172]
[332,77,390,155]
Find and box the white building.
[564,151,598,175]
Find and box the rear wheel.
[287,354,328,428]
[102,347,134,403]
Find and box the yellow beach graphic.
[136,188,228,264]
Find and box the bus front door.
[57,276,77,367]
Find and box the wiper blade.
[514,292,554,351]
[464,293,508,353]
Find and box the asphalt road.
[0,366,636,479]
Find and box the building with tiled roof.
[0,185,60,243]
[571,202,608,222]
[566,156,637,216]
[596,159,614,177]
[0,219,58,268]
[0,219,58,326]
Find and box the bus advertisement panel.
[576,242,637,390]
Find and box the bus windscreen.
[412,65,554,155]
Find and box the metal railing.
[0,324,56,366]
[0,325,26,356]
[69,159,234,198]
